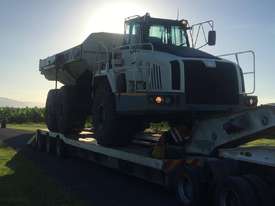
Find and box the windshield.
[148,25,188,47]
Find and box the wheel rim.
[177,175,193,204]
[220,189,241,206]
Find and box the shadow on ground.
[0,132,179,206]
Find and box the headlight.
[150,95,174,105]
[155,96,164,104]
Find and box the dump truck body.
[39,32,124,85]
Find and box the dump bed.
[39,32,124,85]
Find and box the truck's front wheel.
[93,83,132,146]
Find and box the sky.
[0,0,275,104]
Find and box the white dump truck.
[40,13,258,146]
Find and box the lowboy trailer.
[30,105,275,206]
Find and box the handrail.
[218,50,256,94]
[188,20,214,49]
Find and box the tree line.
[0,107,45,123]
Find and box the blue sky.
[0,0,274,104]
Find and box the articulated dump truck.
[36,13,275,206]
[40,13,259,146]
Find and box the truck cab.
[123,14,191,48]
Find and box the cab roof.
[125,13,188,27]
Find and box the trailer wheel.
[243,174,273,206]
[45,89,59,132]
[56,138,67,158]
[215,176,258,206]
[57,86,86,134]
[174,166,204,206]
[93,81,132,146]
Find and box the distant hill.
[0,97,43,108]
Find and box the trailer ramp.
[184,105,275,155]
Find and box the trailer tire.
[215,176,258,206]
[57,86,86,134]
[56,138,67,158]
[45,89,59,132]
[243,174,273,206]
[174,166,204,206]
[93,81,132,146]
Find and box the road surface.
[0,128,179,206]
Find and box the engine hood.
[154,44,220,60]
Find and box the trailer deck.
[29,123,275,206]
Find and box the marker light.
[155,96,164,104]
[249,98,254,105]
[245,96,258,107]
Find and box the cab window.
[124,23,141,45]
[130,23,141,44]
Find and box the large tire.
[243,174,273,206]
[92,82,132,146]
[174,166,205,206]
[45,89,59,132]
[215,176,259,206]
[57,86,86,134]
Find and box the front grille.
[147,64,162,90]
[184,60,239,105]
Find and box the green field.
[0,144,87,206]
[7,123,46,132]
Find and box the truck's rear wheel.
[45,89,59,132]
[57,86,86,134]
[216,176,258,206]
[93,82,132,146]
[243,174,273,206]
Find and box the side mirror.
[208,30,216,46]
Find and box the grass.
[0,144,87,206]
[7,123,46,132]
